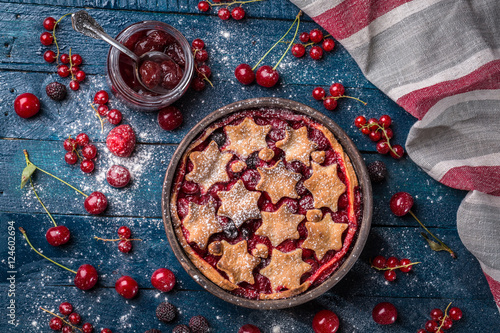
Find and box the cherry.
[118,226,132,239]
[80,159,95,173]
[322,38,335,52]
[309,29,324,43]
[291,44,306,58]
[323,98,337,111]
[82,144,97,159]
[198,1,210,12]
[299,32,310,43]
[231,7,245,20]
[329,83,345,97]
[59,302,73,315]
[118,240,132,253]
[14,93,40,118]
[238,324,261,333]
[46,226,71,246]
[107,109,123,125]
[151,268,176,292]
[94,90,109,105]
[76,70,86,82]
[44,50,56,63]
[106,165,131,188]
[69,80,80,91]
[449,307,462,321]
[74,264,98,290]
[399,258,413,273]
[192,38,205,50]
[40,32,53,45]
[376,141,390,154]
[195,49,209,62]
[115,275,139,299]
[98,105,109,117]
[390,192,413,216]
[390,144,404,159]
[384,270,396,282]
[372,302,397,325]
[354,116,367,128]
[425,319,438,332]
[106,124,136,157]
[60,54,70,64]
[312,87,325,100]
[84,191,108,215]
[372,256,386,269]
[309,46,323,60]
[69,312,81,325]
[158,106,183,131]
[256,65,279,87]
[379,114,392,128]
[197,64,212,78]
[43,17,57,30]
[71,54,82,66]
[312,310,339,333]
[218,7,231,20]
[82,323,94,333]
[49,316,63,330]
[235,63,255,85]
[386,256,399,268]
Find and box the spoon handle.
[71,10,140,62]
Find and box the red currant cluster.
[312,82,366,111]
[371,255,420,282]
[418,303,463,333]
[42,302,95,333]
[292,29,335,60]
[41,16,86,93]
[191,39,213,91]
[198,0,263,21]
[94,226,141,253]
[90,90,123,130]
[354,115,404,159]
[63,133,98,174]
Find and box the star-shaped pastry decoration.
[185,140,233,193]
[256,204,305,246]
[216,240,260,285]
[304,162,346,212]
[217,179,261,227]
[183,201,223,250]
[256,160,301,204]
[301,213,348,260]
[276,126,318,166]
[223,117,271,158]
[260,248,311,292]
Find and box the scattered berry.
[82,323,94,333]
[384,269,397,282]
[74,264,99,290]
[151,268,176,292]
[191,77,206,91]
[372,302,397,325]
[84,191,108,215]
[390,192,414,216]
[118,226,132,239]
[312,310,339,333]
[425,319,438,332]
[322,38,335,52]
[46,82,67,101]
[371,255,386,269]
[354,116,367,128]
[235,63,255,85]
[189,315,210,333]
[82,144,97,159]
[71,54,82,66]
[192,38,205,50]
[69,80,80,91]
[46,226,71,246]
[76,133,89,146]
[14,93,40,118]
[60,54,70,64]
[195,49,209,62]
[309,29,323,43]
[197,64,212,78]
[390,144,404,159]
[115,275,139,299]
[156,302,177,322]
[76,70,86,82]
[399,258,413,273]
[256,65,279,88]
[63,138,76,151]
[98,105,109,117]
[239,324,261,333]
[299,32,309,43]
[158,106,183,131]
[378,114,392,128]
[449,307,462,321]
[106,165,131,188]
[106,124,136,157]
[329,83,345,97]
[323,98,337,111]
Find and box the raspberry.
[155,302,176,322]
[46,82,67,101]
[172,325,191,333]
[367,161,387,183]
[106,124,136,157]
[189,315,210,333]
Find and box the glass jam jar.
[107,21,194,112]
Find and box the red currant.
[62,326,72,333]
[197,65,212,78]
[449,307,462,321]
[386,256,399,268]
[322,38,335,52]
[372,302,397,325]
[76,70,86,82]
[71,54,82,66]
[80,159,95,173]
[369,130,382,142]
[425,320,438,332]
[191,77,206,91]
[195,49,209,62]
[329,83,345,97]
[218,8,231,20]
[323,98,337,111]
[49,317,63,330]
[76,133,89,146]
[309,29,323,43]
[94,90,109,104]
[118,240,132,253]
[385,127,393,139]
[118,226,132,239]
[399,258,412,273]
[158,106,183,131]
[384,270,397,281]
[231,7,245,20]
[390,144,404,159]
[376,141,390,154]
[309,46,323,60]
[115,275,139,299]
[40,32,53,46]
[69,80,80,91]
[59,302,73,315]
[43,50,56,63]
[312,310,339,333]
[151,268,176,292]
[256,65,279,88]
[197,1,210,12]
[235,63,255,85]
[69,312,81,325]
[60,54,70,64]
[98,105,109,116]
[299,32,309,43]
[354,116,367,128]
[82,323,94,333]
[361,127,371,135]
[417,330,426,333]
[367,118,379,131]
[372,255,386,269]
[390,192,414,216]
[291,44,306,58]
[379,114,392,128]
[57,65,70,78]
[64,151,78,165]
[43,17,57,31]
[108,109,123,125]
[192,38,205,50]
[441,317,453,330]
[14,93,40,118]
[82,144,97,159]
[312,87,325,100]
[63,138,76,151]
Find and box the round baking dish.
[161,97,372,310]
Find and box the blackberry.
[172,325,191,333]
[241,227,250,240]
[223,222,238,240]
[210,131,226,148]
[189,316,210,333]
[367,160,387,183]
[45,82,67,101]
[145,330,162,333]
[245,153,259,169]
[155,302,176,323]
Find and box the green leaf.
[420,232,448,252]
[21,163,36,189]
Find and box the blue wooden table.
[1,1,499,332]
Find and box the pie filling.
[171,109,362,300]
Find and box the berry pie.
[170,109,362,300]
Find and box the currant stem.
[209,0,264,7]
[30,179,58,227]
[69,47,76,81]
[53,13,72,65]
[40,307,83,332]
[409,210,456,258]
[273,12,301,71]
[23,150,88,198]
[89,103,104,133]
[94,236,143,242]
[371,261,421,271]
[252,11,301,71]
[19,227,77,274]
[436,302,453,331]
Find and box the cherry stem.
[19,227,77,274]
[94,236,143,242]
[209,0,263,7]
[89,103,104,133]
[24,150,88,198]
[371,261,421,271]
[273,12,301,71]
[40,307,83,332]
[53,13,72,65]
[408,210,456,258]
[437,302,453,331]
[252,11,301,71]
[30,178,57,227]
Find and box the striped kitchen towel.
[289,0,500,311]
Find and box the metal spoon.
[71,10,171,95]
